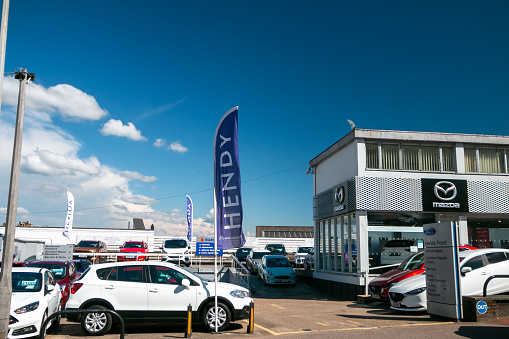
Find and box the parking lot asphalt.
[46,268,509,339]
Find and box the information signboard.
[423,222,462,320]
[43,244,74,261]
[196,242,223,256]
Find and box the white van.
[160,239,190,266]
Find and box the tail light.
[70,283,83,294]
[381,248,386,252]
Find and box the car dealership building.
[308,128,509,298]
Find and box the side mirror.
[461,267,472,274]
[46,285,55,294]
[181,279,191,289]
[188,245,191,249]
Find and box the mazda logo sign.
[434,181,457,201]
[335,186,345,204]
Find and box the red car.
[25,260,78,307]
[369,244,477,301]
[117,241,149,262]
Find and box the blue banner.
[186,195,193,242]
[213,107,245,250]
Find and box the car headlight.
[230,290,250,298]
[291,271,296,276]
[14,301,39,314]
[267,271,274,276]
[406,287,426,295]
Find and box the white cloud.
[121,171,157,183]
[100,119,147,141]
[0,207,30,215]
[153,138,188,153]
[170,141,188,153]
[2,76,108,120]
[154,138,167,148]
[23,149,101,176]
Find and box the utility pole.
[0,68,35,339]
[0,0,10,119]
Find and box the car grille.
[389,292,405,302]
[275,276,291,280]
[369,286,381,294]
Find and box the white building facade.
[309,129,509,297]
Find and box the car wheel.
[203,302,231,332]
[50,305,61,330]
[304,261,308,270]
[40,311,48,338]
[263,276,268,286]
[81,305,112,336]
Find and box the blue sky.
[0,1,508,238]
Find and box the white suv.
[66,261,253,334]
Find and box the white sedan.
[389,248,509,311]
[8,267,61,338]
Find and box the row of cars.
[72,239,191,266]
[369,246,509,312]
[5,259,253,338]
[235,244,310,286]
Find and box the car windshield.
[236,248,251,255]
[267,245,285,254]
[266,257,292,267]
[12,272,42,292]
[253,252,268,259]
[164,240,187,248]
[297,247,313,254]
[124,242,143,249]
[398,252,424,270]
[28,263,67,279]
[77,241,99,248]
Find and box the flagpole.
[213,191,218,332]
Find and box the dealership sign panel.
[422,179,468,212]
[333,182,349,215]
[424,222,462,320]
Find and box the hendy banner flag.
[62,191,74,243]
[213,107,245,250]
[186,195,193,242]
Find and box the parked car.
[234,247,252,263]
[245,249,271,274]
[389,248,509,311]
[370,245,478,301]
[304,250,315,270]
[265,244,286,255]
[380,239,418,265]
[73,240,108,263]
[66,261,253,334]
[117,240,149,262]
[25,260,78,308]
[258,255,297,286]
[291,246,314,267]
[7,267,61,338]
[369,251,425,301]
[73,259,92,274]
[160,238,190,266]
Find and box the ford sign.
[424,228,436,236]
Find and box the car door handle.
[104,285,115,290]
[149,289,159,293]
